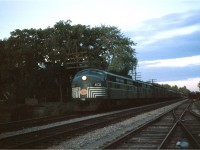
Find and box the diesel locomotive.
[71,69,181,102]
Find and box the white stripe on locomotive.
[87,87,106,98]
[72,87,80,98]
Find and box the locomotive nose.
[79,76,91,100]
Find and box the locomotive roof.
[76,69,179,92]
[78,68,152,85]
[78,68,132,79]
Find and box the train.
[71,69,181,108]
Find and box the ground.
[0,99,200,123]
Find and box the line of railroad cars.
[72,69,181,102]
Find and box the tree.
[87,25,137,75]
[162,84,190,96]
[162,84,171,89]
[198,81,200,91]
[1,20,137,103]
[0,40,10,102]
[171,85,178,91]
[3,28,45,103]
[178,86,190,96]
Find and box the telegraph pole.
[132,65,141,80]
[150,79,157,83]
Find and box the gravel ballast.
[50,100,186,149]
[0,108,137,139]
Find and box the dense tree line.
[0,20,137,104]
[191,81,200,99]
[162,81,200,99]
[161,84,191,96]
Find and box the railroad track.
[180,106,200,146]
[0,112,91,133]
[102,100,200,149]
[0,100,179,149]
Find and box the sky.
[0,0,200,91]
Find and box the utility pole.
[150,79,157,83]
[132,65,141,80]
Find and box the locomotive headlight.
[82,76,87,81]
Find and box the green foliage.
[88,25,137,75]
[0,20,137,104]
[178,86,190,95]
[198,81,200,91]
[162,84,190,95]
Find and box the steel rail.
[102,107,177,149]
[158,102,200,149]
[0,101,177,149]
[102,100,193,149]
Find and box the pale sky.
[1,0,200,91]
